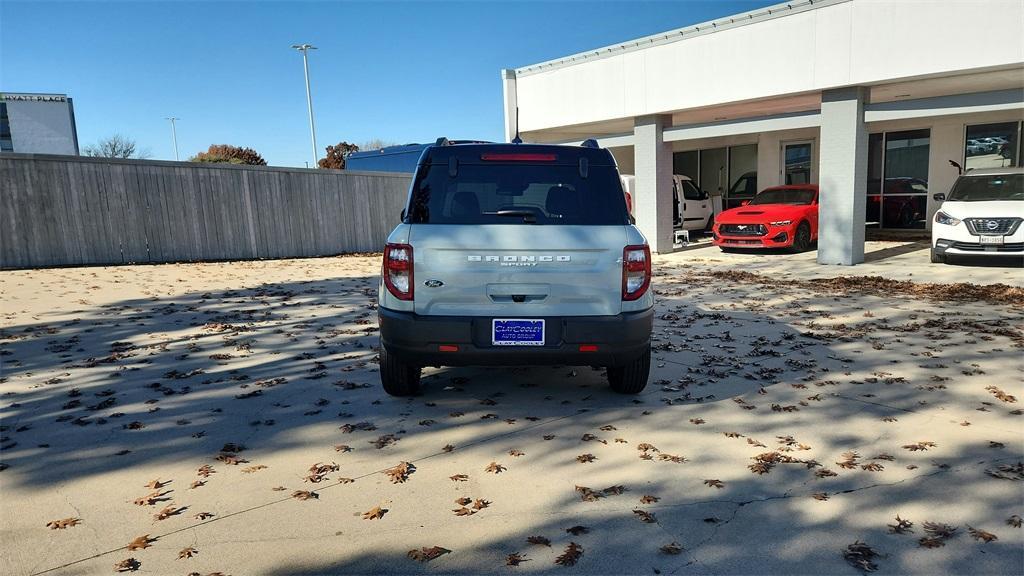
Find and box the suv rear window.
[407,164,629,225]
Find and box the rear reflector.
[480,153,557,162]
[579,345,598,352]
[439,345,459,352]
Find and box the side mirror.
[400,209,406,221]
[932,193,945,202]
[701,191,710,200]
[948,159,962,175]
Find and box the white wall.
[513,0,1024,132]
[6,99,78,155]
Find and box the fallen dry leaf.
[506,552,529,566]
[633,509,656,523]
[968,526,997,542]
[704,479,724,489]
[292,490,318,501]
[362,506,387,520]
[127,534,155,551]
[526,536,551,547]
[576,453,596,463]
[178,546,198,559]
[144,479,167,489]
[46,517,81,529]
[114,558,140,572]
[640,495,659,504]
[660,542,684,555]
[153,506,182,521]
[485,461,506,474]
[565,525,589,535]
[407,546,450,562]
[888,515,913,534]
[554,542,583,566]
[843,540,879,572]
[450,474,468,482]
[385,461,415,483]
[1007,515,1022,528]
[194,512,214,520]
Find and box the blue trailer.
[345,138,490,173]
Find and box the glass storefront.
[865,129,930,229]
[727,144,758,209]
[673,145,758,210]
[965,122,1021,171]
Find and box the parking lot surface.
[1,244,1022,575]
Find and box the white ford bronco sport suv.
[377,141,654,396]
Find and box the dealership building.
[501,0,1023,264]
[0,92,79,156]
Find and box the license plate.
[492,319,545,346]
[979,235,1004,245]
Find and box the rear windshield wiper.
[483,210,538,223]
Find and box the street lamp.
[291,43,319,168]
[165,117,180,161]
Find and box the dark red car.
[712,184,819,252]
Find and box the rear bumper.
[378,307,653,367]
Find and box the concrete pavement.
[1,250,1021,575]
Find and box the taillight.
[622,245,651,301]
[383,243,413,301]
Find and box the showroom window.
[964,121,1022,171]
[864,129,930,229]
[673,144,758,210]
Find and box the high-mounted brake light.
[480,153,557,162]
[383,243,413,301]
[622,245,651,301]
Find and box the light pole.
[291,43,319,168]
[165,117,180,161]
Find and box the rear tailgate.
[411,224,625,317]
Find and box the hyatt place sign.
[0,94,68,102]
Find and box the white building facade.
[501,0,1024,264]
[0,93,79,156]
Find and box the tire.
[930,249,946,264]
[607,347,651,394]
[791,221,812,253]
[379,344,421,396]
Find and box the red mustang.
[712,184,819,252]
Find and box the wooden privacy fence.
[0,154,413,269]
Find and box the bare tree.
[358,138,398,152]
[83,135,151,159]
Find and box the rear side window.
[407,164,629,225]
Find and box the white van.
[620,174,714,232]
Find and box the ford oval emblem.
[423,279,444,288]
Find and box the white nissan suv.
[931,167,1024,263]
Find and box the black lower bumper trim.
[378,308,653,367]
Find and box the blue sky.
[2,0,774,167]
